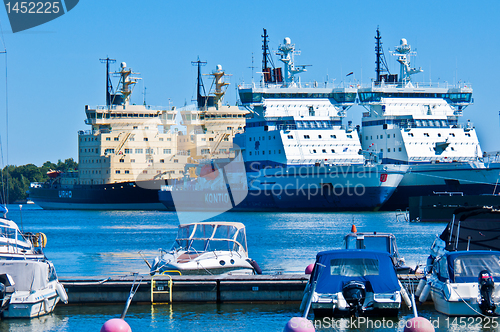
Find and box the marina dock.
[60,274,421,304]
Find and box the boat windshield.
[451,254,500,282]
[172,223,247,253]
[345,235,391,253]
[330,258,379,277]
[0,226,17,240]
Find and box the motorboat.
[0,206,68,318]
[343,226,411,274]
[417,206,500,316]
[300,249,410,317]
[425,250,500,316]
[150,221,261,275]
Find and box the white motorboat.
[418,206,500,316]
[0,206,68,318]
[150,221,261,275]
[425,250,500,316]
[301,249,410,317]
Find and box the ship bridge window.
[116,170,120,174]
[347,135,352,138]
[466,133,471,137]
[304,135,310,139]
[114,137,119,141]
[424,133,430,137]
[331,149,335,153]
[287,135,293,139]
[438,133,441,137]
[318,135,322,139]
[331,135,336,139]
[322,149,326,153]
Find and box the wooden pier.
[60,274,421,305]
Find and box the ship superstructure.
[77,61,185,185]
[360,30,500,210]
[177,60,248,164]
[238,33,363,168]
[29,60,185,210]
[359,33,478,164]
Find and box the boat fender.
[248,259,262,275]
[34,233,47,248]
[299,291,311,313]
[337,293,347,311]
[43,298,50,313]
[399,282,412,308]
[426,255,434,274]
[415,277,427,297]
[56,282,68,304]
[419,282,431,303]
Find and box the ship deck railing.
[408,156,480,163]
[90,105,171,111]
[238,81,357,90]
[359,81,472,90]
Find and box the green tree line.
[0,158,78,204]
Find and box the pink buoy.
[305,264,314,275]
[101,318,132,332]
[283,317,315,332]
[404,317,435,332]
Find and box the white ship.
[359,29,500,210]
[233,31,406,211]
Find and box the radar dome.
[284,37,291,45]
[120,62,126,68]
[216,64,222,71]
[400,38,407,45]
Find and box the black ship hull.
[28,180,168,210]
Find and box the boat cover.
[439,207,500,251]
[0,260,50,291]
[313,249,400,294]
[443,251,500,283]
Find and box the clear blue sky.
[0,1,499,166]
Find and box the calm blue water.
[1,205,496,331]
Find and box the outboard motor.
[342,281,366,316]
[478,270,496,316]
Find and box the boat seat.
[177,253,202,263]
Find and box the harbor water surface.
[1,205,495,331]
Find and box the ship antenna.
[0,32,8,210]
[262,28,277,83]
[100,57,116,109]
[191,57,207,108]
[375,27,390,84]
